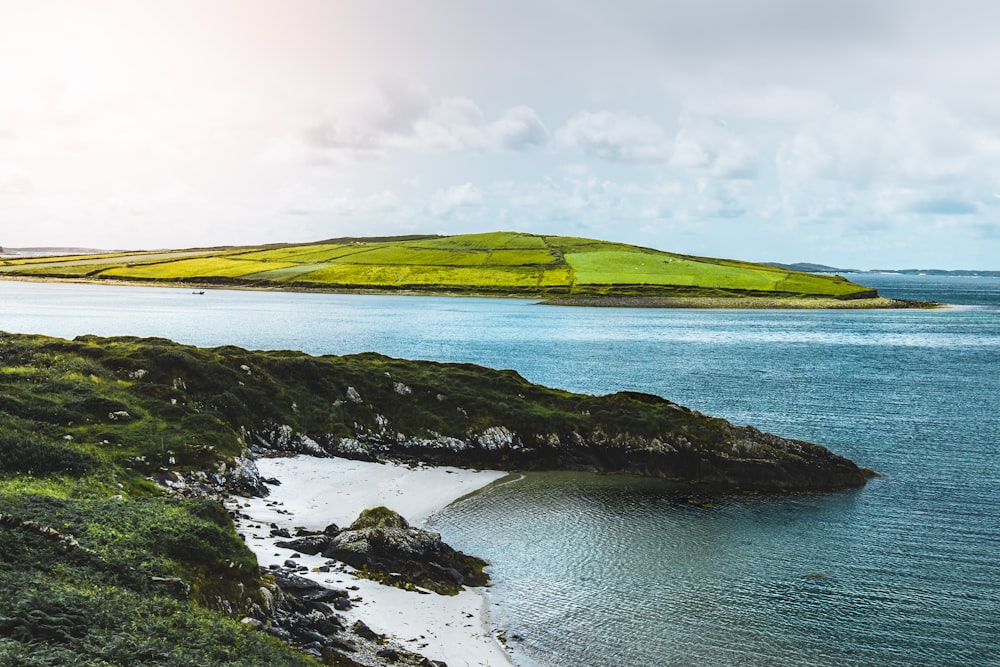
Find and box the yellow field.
[0,231,875,300]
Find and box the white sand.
[233,455,514,667]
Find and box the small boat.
[192,290,205,295]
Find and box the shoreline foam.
[232,455,514,667]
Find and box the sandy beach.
[232,455,513,667]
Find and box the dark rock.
[327,636,359,653]
[270,527,291,538]
[226,455,270,497]
[305,600,334,615]
[321,647,368,667]
[304,587,349,603]
[352,620,383,642]
[322,506,489,595]
[272,571,323,592]
[275,534,332,555]
[375,647,443,666]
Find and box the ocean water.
[1,275,998,666]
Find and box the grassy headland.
[0,231,918,306]
[0,330,872,663]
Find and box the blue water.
[1,275,998,666]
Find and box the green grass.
[0,332,327,664]
[564,251,862,295]
[228,244,371,263]
[0,329,871,662]
[0,231,878,301]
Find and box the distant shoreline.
[0,275,939,309]
[539,295,941,309]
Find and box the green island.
[0,331,874,665]
[0,231,931,307]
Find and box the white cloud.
[680,85,834,124]
[490,105,549,150]
[670,115,758,179]
[429,183,483,217]
[302,80,547,155]
[556,111,671,163]
[404,96,488,151]
[272,181,401,219]
[770,93,1000,237]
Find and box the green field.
[0,231,879,302]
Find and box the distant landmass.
[0,246,111,258]
[0,231,900,307]
[766,262,1000,277]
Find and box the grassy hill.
[0,330,871,664]
[0,232,885,304]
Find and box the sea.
[1,273,997,667]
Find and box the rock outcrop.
[277,507,488,595]
[251,415,873,494]
[1,331,875,493]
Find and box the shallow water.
[1,274,998,666]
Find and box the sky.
[1,1,998,269]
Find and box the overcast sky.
[2,1,998,268]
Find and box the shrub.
[0,433,97,477]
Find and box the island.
[0,331,875,665]
[0,231,934,308]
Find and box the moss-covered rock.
[324,507,488,595]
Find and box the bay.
[1,274,998,666]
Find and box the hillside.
[0,331,872,663]
[0,232,888,304]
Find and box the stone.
[275,535,332,555]
[352,620,383,642]
[240,617,263,630]
[321,507,489,595]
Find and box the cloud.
[670,115,758,179]
[490,105,549,150]
[302,80,547,155]
[556,111,670,163]
[907,198,979,216]
[302,79,435,151]
[405,96,488,151]
[680,85,834,123]
[429,183,483,217]
[272,181,401,218]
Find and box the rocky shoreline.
[157,450,514,666]
[538,295,940,309]
[228,455,513,666]
[0,331,877,665]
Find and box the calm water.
[1,275,998,666]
